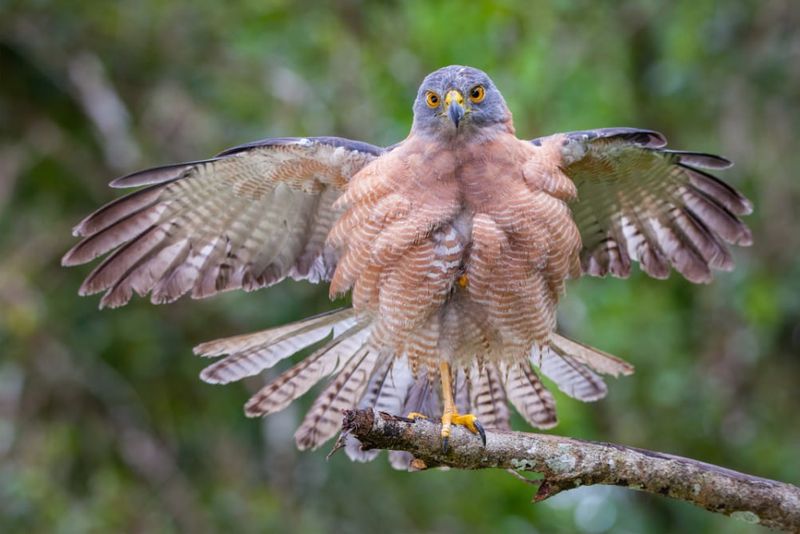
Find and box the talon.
[440,413,485,451]
[405,412,428,422]
[475,419,486,446]
[441,410,453,453]
[451,413,486,446]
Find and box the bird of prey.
[63,65,752,463]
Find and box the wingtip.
[98,297,124,310]
[740,198,754,216]
[717,156,734,169]
[738,229,754,247]
[109,161,199,188]
[674,151,735,170]
[109,171,146,188]
[61,250,79,267]
[78,281,100,298]
[109,172,151,188]
[61,241,101,267]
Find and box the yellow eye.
[469,85,485,103]
[425,91,440,108]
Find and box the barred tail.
[375,335,633,471]
[344,356,415,462]
[194,308,373,437]
[534,333,634,401]
[195,308,634,466]
[195,308,359,384]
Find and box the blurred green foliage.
[1,1,799,532]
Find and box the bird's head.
[411,65,512,139]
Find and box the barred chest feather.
[327,132,582,368]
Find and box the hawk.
[63,65,752,462]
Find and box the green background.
[1,1,798,532]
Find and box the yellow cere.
[445,90,464,107]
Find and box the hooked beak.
[445,90,465,128]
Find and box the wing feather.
[64,137,384,307]
[531,128,752,282]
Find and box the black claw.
[442,436,450,454]
[475,420,486,447]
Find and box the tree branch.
[340,409,800,532]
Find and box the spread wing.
[531,128,753,283]
[63,136,384,308]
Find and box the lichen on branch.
[339,409,800,532]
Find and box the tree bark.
[340,409,800,532]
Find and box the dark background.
[1,1,798,532]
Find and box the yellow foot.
[441,411,486,453]
[405,412,428,421]
[453,413,482,436]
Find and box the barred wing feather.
[63,137,383,308]
[531,128,752,283]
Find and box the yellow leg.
[439,361,486,452]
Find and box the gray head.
[411,65,512,138]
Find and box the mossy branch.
[340,409,800,532]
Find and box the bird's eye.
[469,85,485,103]
[425,91,440,108]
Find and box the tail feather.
[345,357,414,462]
[372,357,415,414]
[549,333,634,376]
[389,450,415,470]
[454,367,472,416]
[383,364,442,471]
[195,308,354,356]
[387,362,516,471]
[536,346,607,401]
[295,346,381,450]
[243,323,371,417]
[196,309,357,384]
[191,306,634,462]
[502,362,558,429]
[344,358,392,462]
[401,371,442,421]
[469,364,511,430]
[533,334,634,402]
[354,358,393,413]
